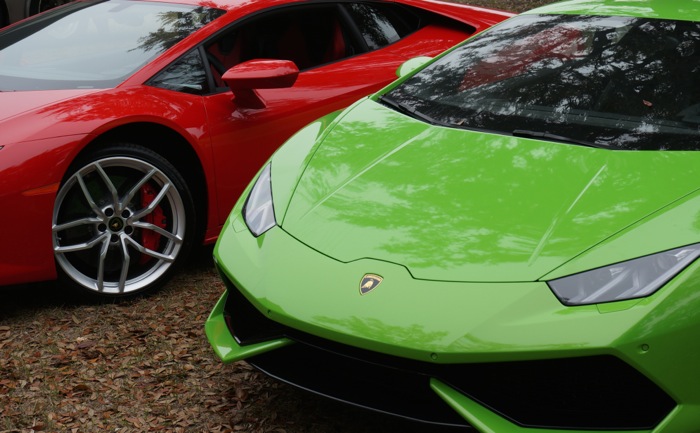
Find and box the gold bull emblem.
[360,274,383,295]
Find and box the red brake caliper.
[139,183,166,264]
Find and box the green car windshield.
[383,14,700,150]
[0,0,225,90]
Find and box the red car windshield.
[383,14,700,151]
[0,0,224,90]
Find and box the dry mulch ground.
[1,1,555,431]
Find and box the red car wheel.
[52,144,196,297]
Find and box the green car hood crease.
[280,99,700,282]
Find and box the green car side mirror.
[396,56,432,78]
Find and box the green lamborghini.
[206,0,700,431]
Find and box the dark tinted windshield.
[0,0,224,91]
[384,14,700,150]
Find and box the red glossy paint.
[224,59,299,109]
[224,59,299,90]
[0,0,513,289]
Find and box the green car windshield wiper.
[380,95,442,126]
[513,129,610,149]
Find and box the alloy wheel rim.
[52,156,186,294]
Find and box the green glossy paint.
[281,99,700,282]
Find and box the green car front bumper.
[206,214,700,432]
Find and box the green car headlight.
[548,244,700,306]
[243,164,275,236]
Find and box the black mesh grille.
[220,271,676,430]
[440,356,676,430]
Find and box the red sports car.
[0,0,510,297]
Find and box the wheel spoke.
[52,216,102,233]
[94,162,120,208]
[76,172,106,217]
[118,234,131,293]
[130,182,172,220]
[132,221,183,243]
[54,232,110,253]
[121,168,157,210]
[96,235,111,292]
[123,235,176,262]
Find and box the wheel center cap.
[109,218,124,232]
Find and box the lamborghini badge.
[360,274,383,295]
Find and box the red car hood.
[0,89,102,117]
[0,89,104,120]
[0,89,104,142]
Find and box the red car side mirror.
[223,59,299,109]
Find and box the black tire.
[52,143,197,298]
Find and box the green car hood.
[280,99,700,282]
